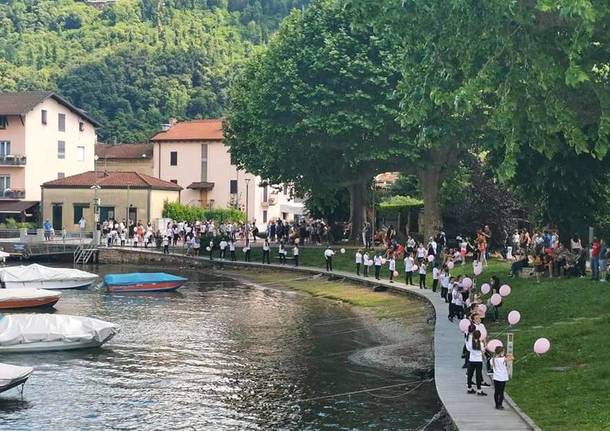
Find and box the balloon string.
[512,352,534,365]
[489,325,512,338]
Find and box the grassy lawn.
[176,244,609,429]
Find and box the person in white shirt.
[193,235,201,256]
[491,346,512,410]
[355,250,363,276]
[363,252,370,277]
[162,235,170,254]
[373,254,382,280]
[208,239,214,260]
[243,239,252,262]
[262,239,270,264]
[416,243,426,263]
[278,242,287,264]
[324,246,335,271]
[404,252,414,285]
[418,262,427,289]
[432,264,440,293]
[466,330,487,396]
[388,254,396,283]
[219,239,228,259]
[293,244,299,267]
[440,268,451,302]
[229,240,236,261]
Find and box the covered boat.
[103,272,187,292]
[0,288,61,310]
[0,314,119,353]
[0,264,98,290]
[0,363,33,394]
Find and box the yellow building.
[95,143,153,175]
[41,171,181,232]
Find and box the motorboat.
[0,264,98,290]
[0,363,33,394]
[0,288,61,310]
[103,272,187,293]
[0,314,119,353]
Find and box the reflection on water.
[0,264,441,430]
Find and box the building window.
[57,172,65,179]
[170,179,178,184]
[282,212,288,220]
[201,144,208,182]
[0,141,10,157]
[79,121,84,132]
[262,210,268,223]
[41,110,47,125]
[58,113,66,132]
[263,185,268,202]
[283,186,288,196]
[170,151,177,166]
[0,175,10,195]
[73,203,90,224]
[230,180,238,195]
[57,141,65,159]
[76,146,85,161]
[0,116,7,129]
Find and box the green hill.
[0,0,308,142]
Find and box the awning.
[187,182,215,190]
[0,200,39,216]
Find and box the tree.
[224,0,412,240]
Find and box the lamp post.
[245,178,251,223]
[90,184,101,245]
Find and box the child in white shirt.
[418,263,427,289]
[355,250,363,276]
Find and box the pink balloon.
[412,265,419,272]
[393,271,399,277]
[462,277,473,289]
[486,339,503,352]
[478,304,487,315]
[480,283,491,294]
[381,258,387,265]
[474,265,482,276]
[447,261,455,270]
[499,284,512,297]
[458,318,470,333]
[508,310,521,325]
[490,293,502,306]
[427,254,435,262]
[478,325,488,340]
[534,338,551,354]
[465,299,471,307]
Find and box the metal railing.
[0,155,26,165]
[0,190,25,199]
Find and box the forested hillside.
[0,0,308,142]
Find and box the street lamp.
[245,178,251,222]
[90,184,101,245]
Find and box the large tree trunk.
[418,167,443,241]
[348,180,368,243]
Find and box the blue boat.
[103,273,187,292]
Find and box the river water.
[0,263,442,430]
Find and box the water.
[0,264,442,430]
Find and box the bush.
[162,201,246,224]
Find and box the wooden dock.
[102,247,539,430]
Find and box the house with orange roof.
[150,119,305,227]
[41,171,181,232]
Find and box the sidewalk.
[111,248,539,430]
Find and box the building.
[41,171,181,232]
[0,91,99,219]
[150,119,304,227]
[95,143,154,175]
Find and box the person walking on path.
[374,254,382,280]
[418,262,427,289]
[324,246,335,271]
[492,346,512,410]
[293,244,299,267]
[404,252,414,285]
[262,239,270,264]
[355,250,363,276]
[432,263,440,293]
[466,330,487,396]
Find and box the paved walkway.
[108,248,539,430]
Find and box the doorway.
[52,204,63,231]
[128,207,137,225]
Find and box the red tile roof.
[42,171,182,191]
[95,143,153,159]
[150,119,223,142]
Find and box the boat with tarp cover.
[0,288,61,310]
[0,264,97,290]
[103,273,187,293]
[0,363,33,394]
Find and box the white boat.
[0,288,61,310]
[0,264,98,290]
[0,363,33,394]
[0,314,119,353]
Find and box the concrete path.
[107,248,539,430]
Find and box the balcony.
[0,189,25,199]
[0,155,26,166]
